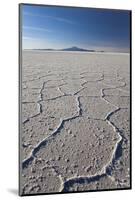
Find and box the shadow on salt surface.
[62,174,106,192]
[113,141,123,163]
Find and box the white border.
[0,0,134,199]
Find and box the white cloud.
[23,36,39,40]
[23,26,52,32]
[23,12,75,25]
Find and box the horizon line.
[22,48,130,54]
[22,45,130,53]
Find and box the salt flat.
[20,50,130,194]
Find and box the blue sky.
[22,5,130,52]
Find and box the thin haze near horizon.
[22,5,130,52]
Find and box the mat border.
[19,3,132,196]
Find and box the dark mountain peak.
[61,46,95,52]
[31,46,95,52]
[70,46,81,50]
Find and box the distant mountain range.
[61,46,95,52]
[31,46,103,52]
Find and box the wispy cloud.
[23,36,40,40]
[23,36,50,42]
[23,26,52,32]
[23,12,75,25]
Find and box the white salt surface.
[20,51,130,194]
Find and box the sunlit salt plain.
[20,50,130,194]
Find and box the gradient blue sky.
[22,5,130,52]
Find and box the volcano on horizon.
[31,46,96,52]
[61,46,95,52]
